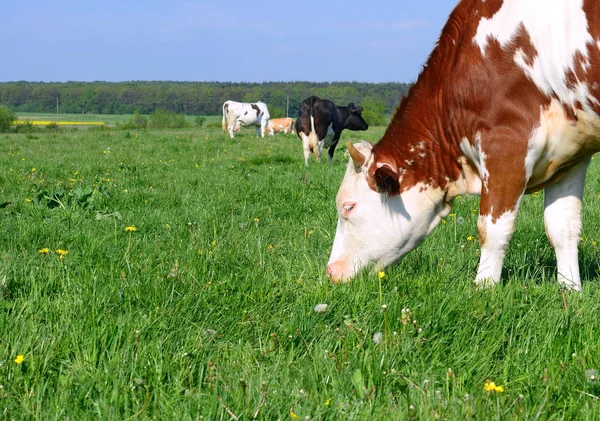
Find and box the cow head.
[326,141,450,282]
[344,104,369,131]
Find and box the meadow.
[0,123,599,420]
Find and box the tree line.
[0,81,411,121]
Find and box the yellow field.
[15,120,105,126]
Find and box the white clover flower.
[586,369,598,384]
[313,303,328,313]
[372,332,383,345]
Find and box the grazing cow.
[265,117,294,135]
[295,96,368,166]
[326,0,600,291]
[222,100,270,138]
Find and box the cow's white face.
[326,142,449,282]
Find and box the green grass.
[0,125,599,419]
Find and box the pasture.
[0,124,599,419]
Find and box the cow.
[295,96,368,166]
[326,0,600,292]
[265,117,294,135]
[222,100,270,138]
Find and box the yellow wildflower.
[467,235,475,241]
[254,218,260,223]
[448,213,456,217]
[289,411,300,420]
[325,398,333,406]
[211,240,216,247]
[14,355,24,364]
[56,249,69,258]
[268,244,274,250]
[378,271,386,279]
[125,226,137,232]
[25,198,31,203]
[484,380,504,393]
[38,248,50,254]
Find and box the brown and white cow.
[326,0,600,291]
[265,117,294,135]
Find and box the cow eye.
[342,202,355,218]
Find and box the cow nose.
[326,261,345,283]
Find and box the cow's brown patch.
[251,104,262,118]
[365,0,566,221]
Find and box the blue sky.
[1,0,458,83]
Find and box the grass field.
[0,124,599,419]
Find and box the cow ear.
[373,164,400,195]
[347,141,366,167]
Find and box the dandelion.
[585,369,598,385]
[14,355,24,364]
[268,244,275,250]
[211,240,216,247]
[373,332,383,345]
[484,379,504,393]
[38,248,50,254]
[449,213,456,217]
[56,249,69,259]
[313,304,328,313]
[125,226,137,232]
[254,218,260,223]
[378,271,386,279]
[467,235,475,241]
[290,411,300,419]
[307,230,313,236]
[25,198,31,203]
[325,398,333,406]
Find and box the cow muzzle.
[326,260,351,283]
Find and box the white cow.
[222,100,270,138]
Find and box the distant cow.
[222,100,270,138]
[295,96,368,166]
[265,118,294,135]
[326,0,600,292]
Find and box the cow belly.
[236,116,259,127]
[527,101,600,190]
[321,124,335,148]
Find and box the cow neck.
[370,1,484,195]
[372,71,463,194]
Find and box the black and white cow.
[295,96,369,166]
[222,100,270,138]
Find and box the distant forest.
[0,81,411,118]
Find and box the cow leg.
[327,138,340,164]
[317,140,325,162]
[255,126,260,137]
[227,119,235,139]
[543,158,590,291]
[300,133,311,167]
[474,142,526,287]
